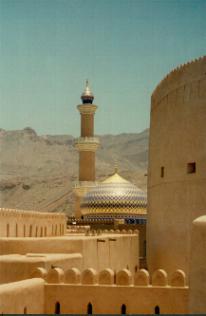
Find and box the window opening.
[121,304,127,315]
[187,162,196,174]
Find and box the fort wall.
[189,215,206,313]
[0,278,44,314]
[0,267,188,314]
[33,267,188,314]
[0,208,66,238]
[147,56,206,276]
[0,232,138,274]
[45,285,188,314]
[0,253,82,284]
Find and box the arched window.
[40,227,43,237]
[23,307,27,314]
[55,302,60,314]
[87,302,93,315]
[23,225,26,237]
[121,304,126,315]
[44,227,47,237]
[35,227,38,237]
[155,306,160,314]
[55,224,58,236]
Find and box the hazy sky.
[0,0,205,136]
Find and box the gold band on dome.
[81,208,147,216]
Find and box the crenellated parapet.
[0,207,66,219]
[151,55,206,109]
[32,266,187,288]
[67,225,90,234]
[0,207,66,237]
[84,228,139,236]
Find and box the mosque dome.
[80,171,147,219]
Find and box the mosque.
[0,55,206,314]
[71,79,147,262]
[73,80,147,224]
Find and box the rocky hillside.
[0,128,149,215]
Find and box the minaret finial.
[81,79,94,104]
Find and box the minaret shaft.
[81,113,94,137]
[76,104,98,182]
[79,151,95,181]
[73,81,99,218]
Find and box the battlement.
[32,266,187,288]
[0,207,65,219]
[85,228,139,236]
[66,226,139,235]
[152,55,206,105]
[0,208,66,237]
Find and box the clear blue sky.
[0,0,205,136]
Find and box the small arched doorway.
[55,302,60,314]
[23,307,27,314]
[87,302,93,315]
[121,304,127,315]
[155,305,160,314]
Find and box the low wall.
[0,208,66,237]
[0,253,82,284]
[0,233,139,273]
[0,278,44,314]
[45,285,188,314]
[43,267,188,314]
[0,267,189,314]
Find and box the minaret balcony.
[74,137,100,151]
[73,181,98,189]
[77,104,97,114]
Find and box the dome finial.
[114,159,118,174]
[81,79,94,104]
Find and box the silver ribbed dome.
[81,172,147,219]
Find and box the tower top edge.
[151,55,206,101]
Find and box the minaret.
[73,81,99,217]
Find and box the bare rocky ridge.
[0,128,149,215]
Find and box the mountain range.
[0,127,149,215]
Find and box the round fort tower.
[147,56,206,276]
[73,81,99,217]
